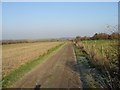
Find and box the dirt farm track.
[12,43,82,88]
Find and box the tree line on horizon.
[2,39,61,45]
[75,32,120,42]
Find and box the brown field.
[2,41,62,76]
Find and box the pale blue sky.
[2,2,118,40]
[0,3,2,40]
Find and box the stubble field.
[2,41,62,77]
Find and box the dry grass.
[79,40,120,88]
[80,40,118,70]
[2,41,62,76]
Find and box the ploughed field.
[2,42,62,77]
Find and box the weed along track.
[74,44,108,88]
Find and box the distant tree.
[110,32,120,39]
[92,33,98,40]
[92,33,109,40]
[81,36,90,40]
[75,36,81,43]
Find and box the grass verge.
[73,44,96,88]
[75,41,120,88]
[2,43,65,88]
